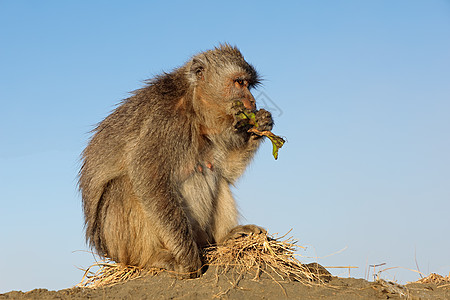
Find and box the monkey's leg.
[128,162,203,277]
[99,175,201,278]
[100,176,173,267]
[212,180,238,243]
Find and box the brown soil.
[1,267,449,300]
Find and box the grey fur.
[79,44,273,277]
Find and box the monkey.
[79,44,274,278]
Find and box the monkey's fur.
[79,45,273,278]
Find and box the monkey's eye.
[195,67,204,80]
[234,79,247,87]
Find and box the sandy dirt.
[1,266,449,299]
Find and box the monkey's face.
[190,57,260,120]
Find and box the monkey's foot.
[151,249,203,279]
[174,251,203,279]
[221,224,267,243]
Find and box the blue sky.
[1,0,449,292]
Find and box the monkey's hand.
[230,100,285,159]
[253,108,273,132]
[230,101,273,132]
[230,100,255,132]
[220,224,267,244]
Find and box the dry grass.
[77,231,329,289]
[77,261,160,289]
[204,231,330,285]
[415,273,450,285]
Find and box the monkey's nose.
[241,98,256,111]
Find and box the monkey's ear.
[190,58,205,81]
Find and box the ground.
[1,267,449,299]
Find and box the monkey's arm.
[221,108,274,182]
[220,139,261,183]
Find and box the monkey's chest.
[179,163,219,216]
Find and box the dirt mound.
[2,233,449,299]
[2,269,449,299]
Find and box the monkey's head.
[187,44,261,123]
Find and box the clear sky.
[1,0,449,293]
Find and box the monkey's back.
[80,84,190,244]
